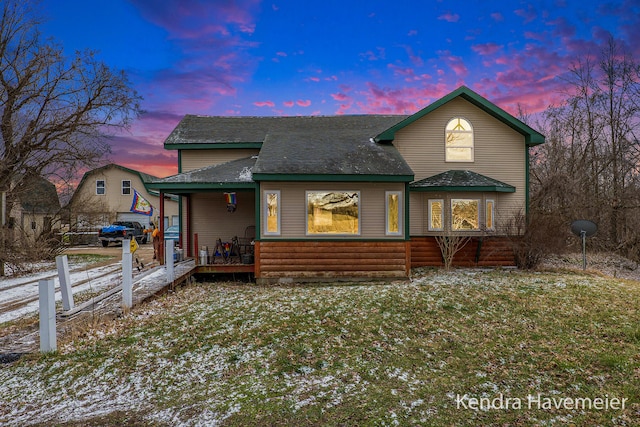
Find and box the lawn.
[1,268,639,426]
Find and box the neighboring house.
[7,173,61,243]
[68,164,179,237]
[149,86,545,283]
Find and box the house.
[7,173,61,243]
[68,164,179,240]
[149,86,545,283]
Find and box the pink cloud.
[296,100,311,107]
[437,51,468,78]
[514,4,537,24]
[283,101,294,107]
[438,12,460,23]
[471,43,503,56]
[490,12,504,22]
[254,101,275,108]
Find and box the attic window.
[445,117,474,162]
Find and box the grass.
[1,268,639,426]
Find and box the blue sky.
[39,0,640,177]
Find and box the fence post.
[166,238,175,282]
[122,239,132,308]
[56,255,74,311]
[39,279,56,353]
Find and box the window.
[428,199,444,231]
[264,190,281,235]
[386,191,402,236]
[451,199,479,231]
[122,180,131,195]
[96,180,105,195]
[307,191,359,235]
[445,117,474,162]
[486,199,495,231]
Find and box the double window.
[429,198,495,232]
[122,180,131,195]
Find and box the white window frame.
[306,190,361,236]
[445,117,474,162]
[428,199,444,231]
[122,180,131,195]
[264,190,281,236]
[96,180,105,195]
[385,191,402,236]
[485,199,495,231]
[451,198,480,231]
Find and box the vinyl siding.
[259,182,405,239]
[395,97,527,235]
[189,191,255,252]
[180,149,260,172]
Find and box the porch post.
[186,195,191,258]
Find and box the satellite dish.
[570,220,597,270]
[571,220,597,237]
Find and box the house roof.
[15,174,60,213]
[72,163,177,202]
[150,157,258,192]
[410,170,516,192]
[163,115,415,182]
[375,86,545,146]
[251,116,414,181]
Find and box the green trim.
[252,173,414,182]
[525,148,530,216]
[165,142,263,150]
[255,185,261,240]
[178,150,182,174]
[404,182,411,241]
[375,86,545,146]
[410,185,515,193]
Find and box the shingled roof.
[161,115,415,183]
[151,157,257,192]
[410,170,516,192]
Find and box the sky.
[38,0,640,179]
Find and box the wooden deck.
[195,263,255,274]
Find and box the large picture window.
[386,191,402,236]
[451,199,479,231]
[445,117,474,162]
[264,190,280,235]
[307,191,359,235]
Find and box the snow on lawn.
[0,268,637,426]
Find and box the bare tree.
[530,36,640,259]
[0,0,141,274]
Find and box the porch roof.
[410,170,516,192]
[148,157,258,192]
